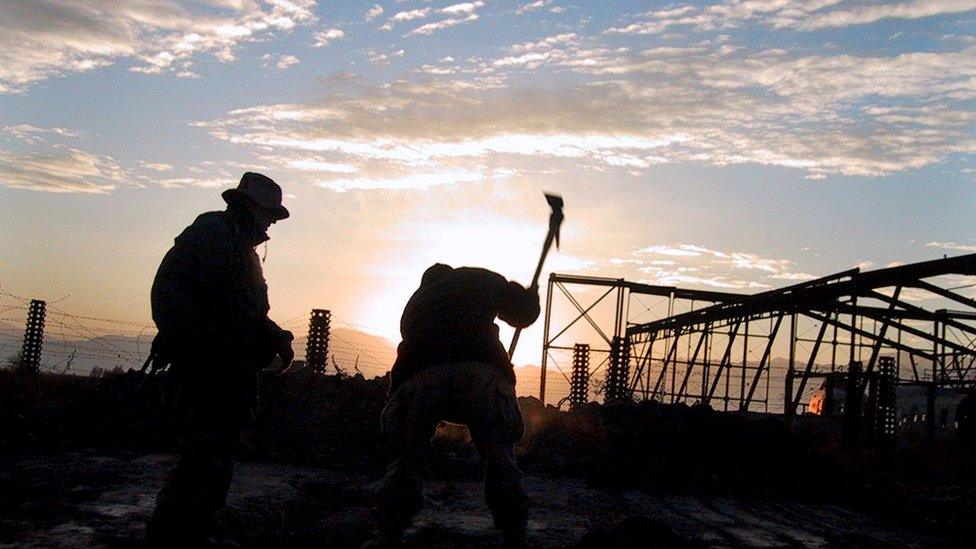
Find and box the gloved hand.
[274,330,295,375]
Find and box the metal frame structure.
[541,255,976,413]
[625,254,976,414]
[539,274,744,405]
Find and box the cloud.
[381,8,432,30]
[365,4,384,21]
[397,3,487,37]
[0,0,318,93]
[365,48,406,67]
[441,2,484,16]
[926,241,976,252]
[196,42,976,182]
[260,53,300,69]
[313,28,345,47]
[316,168,486,192]
[2,124,82,143]
[405,13,480,36]
[603,0,976,35]
[622,243,812,290]
[276,54,300,69]
[517,1,552,15]
[139,161,174,172]
[476,36,976,177]
[287,159,357,173]
[801,0,976,30]
[0,146,128,193]
[155,176,233,189]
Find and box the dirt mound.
[519,398,860,500]
[0,369,890,501]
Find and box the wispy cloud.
[313,28,345,47]
[926,241,976,252]
[287,159,357,173]
[316,168,486,192]
[0,146,129,194]
[398,2,486,37]
[276,54,300,70]
[406,14,480,36]
[260,53,300,70]
[139,161,173,172]
[0,0,318,92]
[517,1,552,15]
[801,0,976,30]
[603,0,976,35]
[381,8,432,30]
[365,48,405,67]
[197,34,976,181]
[615,243,814,290]
[2,124,82,143]
[441,2,484,16]
[365,4,384,22]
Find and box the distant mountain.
[0,320,398,378]
[513,364,573,402]
[293,326,397,378]
[0,319,24,366]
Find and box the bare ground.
[0,451,940,548]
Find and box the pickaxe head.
[544,192,564,248]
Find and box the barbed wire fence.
[0,289,397,378]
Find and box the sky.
[1,0,975,369]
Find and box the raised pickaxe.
[508,192,564,359]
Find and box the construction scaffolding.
[541,255,976,416]
[539,275,743,405]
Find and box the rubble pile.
[250,369,390,468]
[3,369,974,542]
[518,398,859,500]
[3,370,856,500]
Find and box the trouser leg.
[468,375,528,548]
[375,401,439,542]
[375,450,425,541]
[147,382,241,545]
[474,434,529,548]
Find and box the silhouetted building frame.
[626,254,976,415]
[539,275,743,405]
[543,255,976,416]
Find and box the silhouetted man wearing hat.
[146,172,294,544]
[375,263,540,548]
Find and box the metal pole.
[786,312,797,417]
[539,276,554,405]
[740,320,749,409]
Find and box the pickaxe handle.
[508,216,560,360]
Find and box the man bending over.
[375,263,540,548]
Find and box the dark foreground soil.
[1,370,973,546]
[0,452,944,547]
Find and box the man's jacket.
[151,210,288,368]
[389,266,540,392]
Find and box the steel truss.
[539,274,744,405]
[625,254,976,414]
[541,255,976,413]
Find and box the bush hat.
[222,172,289,220]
